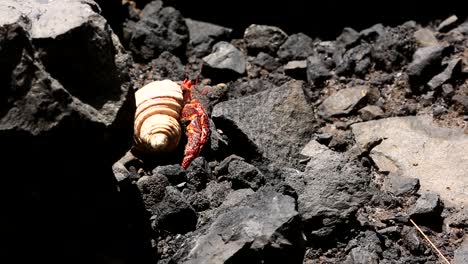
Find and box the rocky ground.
[1,0,468,263]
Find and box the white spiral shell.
[134,80,183,152]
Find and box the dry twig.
[410,218,451,264]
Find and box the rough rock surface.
[185,18,232,58]
[244,24,288,55]
[202,41,246,81]
[0,0,136,263]
[319,85,370,118]
[128,0,188,61]
[351,116,468,207]
[175,187,305,264]
[212,80,314,166]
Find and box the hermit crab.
[133,79,210,169]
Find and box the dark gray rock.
[0,1,138,262]
[277,33,315,61]
[185,18,232,58]
[137,175,171,210]
[404,227,425,254]
[318,85,369,118]
[151,186,197,234]
[284,60,307,80]
[408,192,442,218]
[150,51,186,81]
[153,164,186,185]
[212,80,315,167]
[441,83,455,99]
[202,41,246,81]
[453,94,468,114]
[360,23,385,41]
[335,43,372,76]
[253,52,281,71]
[244,24,288,55]
[202,181,232,209]
[175,187,305,264]
[186,157,212,191]
[344,231,381,264]
[371,24,417,71]
[453,238,468,264]
[384,174,420,196]
[406,44,451,91]
[306,55,332,85]
[427,58,462,90]
[226,159,265,190]
[337,27,360,48]
[298,146,372,239]
[129,0,188,61]
[358,105,384,121]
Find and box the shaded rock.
[441,83,455,99]
[212,80,315,167]
[319,85,370,118]
[186,157,212,191]
[371,24,417,71]
[277,33,315,61]
[137,175,171,209]
[427,58,461,90]
[202,41,246,82]
[153,164,186,186]
[151,186,197,234]
[453,238,468,264]
[437,15,458,32]
[351,116,468,207]
[360,23,385,41]
[150,51,186,81]
[358,105,384,121]
[177,187,305,264]
[335,43,372,76]
[383,174,420,196]
[226,159,265,190]
[185,18,232,58]
[344,231,381,264]
[129,0,188,61]
[306,55,332,85]
[284,60,307,80]
[253,52,281,71]
[452,94,468,114]
[298,145,372,239]
[336,27,360,48]
[202,181,232,209]
[406,44,451,91]
[408,192,442,218]
[244,24,288,55]
[413,28,439,47]
[404,227,425,254]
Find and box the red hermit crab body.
[133,79,210,169]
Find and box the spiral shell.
[134,80,183,152]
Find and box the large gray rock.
[128,0,188,61]
[351,116,468,207]
[185,18,232,58]
[244,24,288,55]
[212,80,314,166]
[318,85,370,118]
[296,141,372,239]
[202,41,246,81]
[0,0,136,262]
[175,187,305,264]
[453,238,468,264]
[277,33,315,61]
